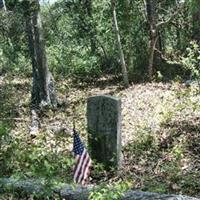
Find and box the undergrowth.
[0,75,200,199]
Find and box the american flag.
[73,129,92,185]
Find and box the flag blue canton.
[73,130,84,155]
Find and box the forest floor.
[0,74,200,198]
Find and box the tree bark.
[192,0,200,45]
[111,0,129,87]
[82,0,96,53]
[146,0,157,80]
[24,0,57,111]
[23,0,58,134]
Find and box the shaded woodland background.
[1,0,200,83]
[0,0,200,199]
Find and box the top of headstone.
[88,95,120,101]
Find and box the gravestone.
[87,95,122,169]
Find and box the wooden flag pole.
[72,105,76,132]
[73,118,76,132]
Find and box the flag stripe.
[81,156,91,184]
[74,158,82,182]
[83,158,91,181]
[78,153,90,183]
[73,155,81,181]
[73,130,92,185]
[74,150,85,182]
[75,150,87,182]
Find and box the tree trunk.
[192,0,200,44]
[83,0,96,53]
[176,28,181,50]
[78,0,97,54]
[146,0,157,80]
[111,0,129,88]
[23,0,58,134]
[76,0,108,61]
[24,0,57,110]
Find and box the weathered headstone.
[87,95,122,169]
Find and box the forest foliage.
[0,0,200,199]
[0,0,199,82]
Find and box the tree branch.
[156,4,185,28]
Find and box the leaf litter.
[0,75,200,197]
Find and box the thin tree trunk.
[111,0,129,87]
[78,0,108,61]
[124,1,134,71]
[146,0,157,80]
[192,0,200,45]
[78,0,97,54]
[176,28,181,50]
[84,0,96,53]
[149,36,157,80]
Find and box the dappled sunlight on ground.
[0,75,200,197]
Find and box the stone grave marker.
[87,95,122,169]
